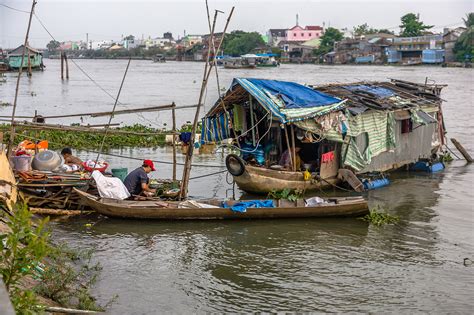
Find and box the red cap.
[143,159,156,171]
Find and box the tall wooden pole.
[61,52,64,80]
[7,0,37,156]
[205,1,240,148]
[284,125,293,171]
[65,53,69,79]
[291,124,297,171]
[172,104,177,181]
[249,95,256,146]
[179,7,234,199]
[27,45,32,77]
[93,58,132,166]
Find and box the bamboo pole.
[283,125,293,171]
[205,1,240,148]
[93,58,131,167]
[44,306,102,314]
[291,124,297,171]
[10,121,178,136]
[65,52,69,79]
[0,103,191,120]
[61,51,64,80]
[30,208,92,216]
[179,6,235,200]
[249,95,256,146]
[172,105,177,181]
[27,45,32,77]
[7,0,37,157]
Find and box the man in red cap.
[123,160,156,197]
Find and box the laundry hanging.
[201,112,231,143]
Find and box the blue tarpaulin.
[342,85,395,98]
[231,78,343,123]
[201,112,230,143]
[242,78,340,109]
[223,200,275,213]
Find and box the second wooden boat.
[74,189,368,220]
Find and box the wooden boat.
[225,154,341,194]
[232,164,337,194]
[223,56,257,69]
[74,189,368,220]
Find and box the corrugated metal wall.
[356,120,437,173]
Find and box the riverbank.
[0,204,110,313]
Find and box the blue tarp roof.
[231,78,343,123]
[256,53,278,57]
[342,85,395,98]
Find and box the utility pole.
[86,33,88,48]
[7,0,37,156]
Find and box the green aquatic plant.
[267,188,303,202]
[0,123,167,149]
[439,152,454,163]
[361,206,399,226]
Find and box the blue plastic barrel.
[363,178,390,190]
[430,162,445,173]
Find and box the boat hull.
[232,165,338,194]
[74,189,368,220]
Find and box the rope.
[93,57,132,167]
[315,175,355,192]
[189,170,227,180]
[443,144,462,160]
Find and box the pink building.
[286,25,324,42]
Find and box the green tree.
[46,40,60,51]
[453,12,474,62]
[462,12,474,27]
[222,31,266,56]
[399,13,433,37]
[313,27,343,56]
[378,29,395,35]
[123,34,135,41]
[353,23,378,36]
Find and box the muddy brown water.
[1,61,473,313]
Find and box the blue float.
[363,178,390,190]
[410,161,445,173]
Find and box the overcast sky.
[1,0,472,48]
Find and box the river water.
[1,61,473,313]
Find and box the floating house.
[202,78,446,194]
[7,45,44,70]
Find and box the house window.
[401,119,413,134]
[301,33,304,36]
[294,33,297,36]
[309,33,312,36]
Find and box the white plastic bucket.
[12,155,32,172]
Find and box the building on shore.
[267,22,324,48]
[267,29,287,47]
[286,25,324,42]
[328,34,395,64]
[385,34,444,65]
[278,40,314,63]
[7,44,43,70]
[442,27,466,62]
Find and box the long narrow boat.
[231,164,337,194]
[74,189,368,220]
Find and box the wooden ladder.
[338,169,365,192]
